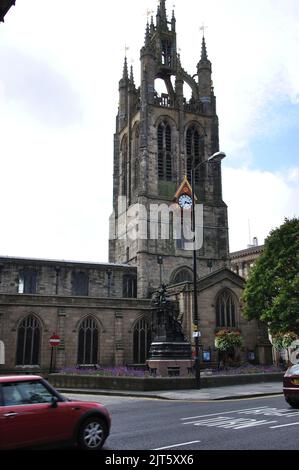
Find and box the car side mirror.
[50,396,59,408]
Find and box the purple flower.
[58,365,151,377]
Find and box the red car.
[283,364,299,409]
[0,375,111,450]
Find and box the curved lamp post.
[192,151,226,388]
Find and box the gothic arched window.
[121,135,128,197]
[134,159,140,191]
[72,271,89,296]
[16,315,41,366]
[172,268,193,284]
[133,318,152,364]
[186,125,204,184]
[77,317,99,365]
[158,121,172,181]
[161,39,172,67]
[133,125,140,190]
[123,274,137,298]
[216,291,237,328]
[18,269,37,294]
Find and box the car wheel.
[78,416,108,450]
[286,399,299,409]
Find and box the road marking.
[182,406,299,431]
[153,441,201,450]
[186,415,277,430]
[181,406,268,421]
[238,408,299,418]
[270,422,299,429]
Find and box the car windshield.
[289,364,299,375]
[2,380,54,406]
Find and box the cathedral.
[0,1,272,373]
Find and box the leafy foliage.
[272,332,298,351]
[242,218,299,335]
[215,329,244,351]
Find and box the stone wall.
[167,268,270,365]
[230,245,264,279]
[0,257,137,298]
[48,372,284,391]
[0,291,150,371]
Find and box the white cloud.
[223,166,299,251]
[0,0,298,261]
[286,168,299,182]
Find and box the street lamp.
[157,255,163,286]
[191,151,226,388]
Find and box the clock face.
[178,193,192,209]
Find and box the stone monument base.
[147,359,193,377]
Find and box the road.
[65,393,299,451]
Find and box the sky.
[0,0,298,262]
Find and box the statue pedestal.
[147,359,193,377]
[147,341,193,377]
[148,285,193,377]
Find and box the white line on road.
[270,422,299,429]
[153,441,201,450]
[181,406,268,421]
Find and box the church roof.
[168,267,245,294]
[0,255,136,271]
[230,245,264,259]
[196,267,245,290]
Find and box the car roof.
[0,375,42,383]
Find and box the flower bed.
[209,363,285,376]
[49,370,284,391]
[57,363,285,378]
[58,366,150,377]
[45,363,286,392]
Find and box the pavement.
[57,381,283,401]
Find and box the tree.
[272,332,298,365]
[242,218,299,335]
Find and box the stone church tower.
[109,0,229,298]
[0,0,272,373]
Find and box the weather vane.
[146,8,154,20]
[200,22,208,37]
[124,44,130,57]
